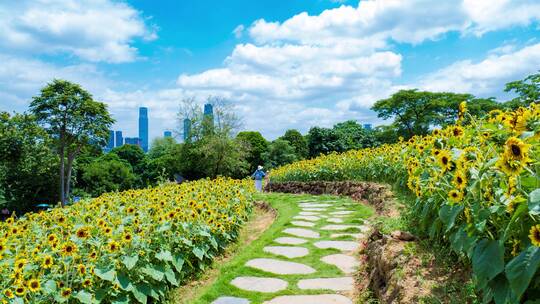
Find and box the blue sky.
[0,0,539,143]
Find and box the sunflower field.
[0,178,253,304]
[271,103,540,303]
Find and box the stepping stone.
[327,217,344,223]
[321,254,360,274]
[314,241,359,251]
[246,258,316,275]
[301,208,326,211]
[263,294,352,304]
[231,276,288,293]
[291,220,315,227]
[283,228,320,238]
[321,225,363,231]
[293,215,319,221]
[299,203,331,207]
[299,211,319,216]
[335,207,346,210]
[274,237,307,245]
[264,246,309,258]
[297,277,354,291]
[330,233,364,239]
[331,211,353,215]
[212,297,250,304]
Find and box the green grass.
[181,192,373,304]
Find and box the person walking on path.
[252,165,266,192]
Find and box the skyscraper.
[115,130,123,147]
[164,131,172,138]
[363,124,372,131]
[125,137,142,146]
[183,118,191,142]
[139,107,149,152]
[106,130,114,151]
[203,103,214,133]
[204,103,213,116]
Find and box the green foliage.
[280,129,308,159]
[236,131,268,171]
[29,79,114,205]
[0,113,59,212]
[505,72,540,109]
[81,153,137,196]
[307,120,376,157]
[146,137,183,182]
[262,139,298,169]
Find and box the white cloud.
[0,0,156,63]
[233,24,245,38]
[420,43,540,97]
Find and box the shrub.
[0,178,253,303]
[271,103,540,302]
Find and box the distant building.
[363,124,372,131]
[125,137,142,147]
[106,130,115,151]
[183,118,191,142]
[139,107,149,152]
[204,103,213,116]
[115,130,123,147]
[164,131,172,138]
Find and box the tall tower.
[183,118,191,142]
[164,131,172,138]
[107,130,115,151]
[115,131,123,147]
[139,107,149,152]
[203,103,214,133]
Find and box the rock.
[321,225,363,231]
[274,237,308,245]
[330,211,354,215]
[301,207,327,211]
[291,220,315,227]
[390,230,417,241]
[212,297,250,304]
[327,217,344,223]
[314,240,359,251]
[263,246,309,258]
[293,215,320,221]
[298,211,319,216]
[231,276,288,293]
[330,233,364,239]
[263,294,352,304]
[297,277,354,291]
[246,258,316,275]
[321,254,360,274]
[283,228,320,238]
[299,203,331,207]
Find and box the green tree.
[237,131,268,171]
[81,154,137,197]
[307,127,340,157]
[0,113,58,212]
[263,139,298,168]
[504,72,540,108]
[146,137,183,182]
[29,79,114,206]
[280,129,308,159]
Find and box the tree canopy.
[236,131,268,172]
[280,129,309,159]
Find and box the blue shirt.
[252,169,266,180]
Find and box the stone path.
[211,196,370,304]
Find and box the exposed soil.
[265,181,392,215]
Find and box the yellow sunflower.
[448,190,464,203]
[529,225,540,247]
[453,170,467,189]
[437,150,453,171]
[504,137,530,163]
[27,279,40,293]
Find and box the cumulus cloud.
[0,0,156,63]
[233,24,245,38]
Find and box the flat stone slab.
[321,254,360,274]
[231,276,288,293]
[331,211,354,215]
[299,211,320,216]
[299,203,331,207]
[293,215,319,221]
[314,241,359,251]
[246,258,316,275]
[263,294,352,304]
[283,228,320,238]
[327,217,344,223]
[301,208,327,211]
[321,225,363,231]
[291,220,315,227]
[274,237,308,245]
[297,277,354,291]
[330,233,364,239]
[264,246,309,258]
[212,297,250,304]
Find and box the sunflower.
[504,137,530,163]
[28,279,40,293]
[107,240,120,253]
[42,255,53,269]
[77,264,86,275]
[15,286,25,297]
[122,232,133,243]
[437,150,453,171]
[14,258,27,272]
[82,279,92,288]
[61,242,77,256]
[529,225,540,247]
[61,288,72,298]
[448,190,464,203]
[76,227,90,239]
[496,157,524,176]
[453,170,467,189]
[3,289,14,299]
[47,233,58,244]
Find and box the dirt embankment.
[265,181,392,214]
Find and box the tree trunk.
[59,145,65,207]
[65,146,81,204]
